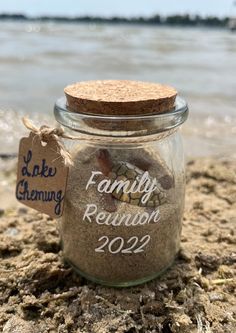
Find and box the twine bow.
[22,117,74,166]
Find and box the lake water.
[0,21,235,158]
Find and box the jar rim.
[54,96,188,138]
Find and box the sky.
[0,0,234,17]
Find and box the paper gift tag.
[16,132,69,218]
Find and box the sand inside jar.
[60,144,184,285]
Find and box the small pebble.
[4,227,20,236]
[209,292,226,302]
[159,175,174,190]
[18,207,28,215]
[192,201,204,210]
[220,218,228,224]
[140,289,155,303]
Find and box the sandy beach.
[0,157,235,332]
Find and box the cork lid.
[64,80,177,116]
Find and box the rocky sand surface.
[0,158,235,333]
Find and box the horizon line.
[0,12,230,19]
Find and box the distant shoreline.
[0,13,230,27]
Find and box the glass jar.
[54,96,188,287]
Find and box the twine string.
[22,117,74,166]
[22,117,177,166]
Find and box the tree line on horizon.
[0,13,229,27]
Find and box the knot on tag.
[22,117,73,166]
[39,125,65,143]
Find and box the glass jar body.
[59,131,185,287]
